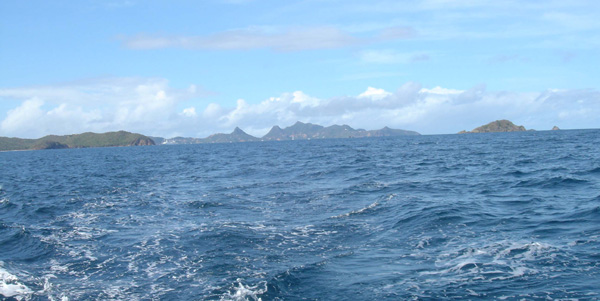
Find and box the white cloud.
[181,107,197,117]
[342,0,600,50]
[358,87,392,100]
[194,83,600,136]
[0,77,203,138]
[0,78,200,106]
[289,91,320,107]
[203,103,223,118]
[419,86,463,95]
[122,27,358,51]
[1,78,598,138]
[1,99,45,137]
[120,26,414,52]
[360,50,430,64]
[0,98,104,138]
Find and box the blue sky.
[1,0,599,138]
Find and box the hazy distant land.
[160,121,420,145]
[0,122,419,151]
[0,120,565,151]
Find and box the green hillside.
[0,131,155,151]
[459,120,527,134]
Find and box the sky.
[1,0,599,138]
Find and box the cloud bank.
[1,77,598,138]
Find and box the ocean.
[1,130,599,300]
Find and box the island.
[159,121,420,144]
[458,120,527,134]
[0,131,155,151]
[204,127,260,143]
[261,122,419,141]
[0,122,420,150]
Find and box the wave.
[420,241,556,282]
[504,170,530,177]
[184,200,223,209]
[499,197,545,206]
[562,204,600,224]
[331,200,380,219]
[260,259,330,300]
[392,203,468,231]
[219,279,268,301]
[0,263,32,300]
[515,158,536,165]
[1,129,599,299]
[576,166,600,176]
[514,176,588,189]
[0,225,53,262]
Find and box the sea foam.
[220,279,267,301]
[0,263,32,300]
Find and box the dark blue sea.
[1,130,600,300]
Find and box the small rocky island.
[552,126,560,130]
[0,131,155,151]
[458,120,527,134]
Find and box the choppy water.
[1,130,599,300]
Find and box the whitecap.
[466,289,479,296]
[290,225,337,237]
[496,241,551,261]
[220,279,267,301]
[420,240,557,285]
[331,200,380,218]
[415,236,432,249]
[0,263,33,300]
[49,260,68,274]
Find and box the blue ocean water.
[1,130,599,300]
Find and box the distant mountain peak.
[161,121,420,144]
[260,122,418,141]
[263,125,286,140]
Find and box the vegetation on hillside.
[0,131,155,151]
[459,120,527,134]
